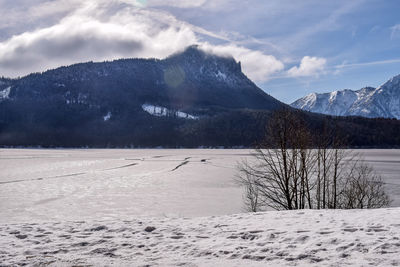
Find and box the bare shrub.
[339,162,391,209]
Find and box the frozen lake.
[1,149,399,223]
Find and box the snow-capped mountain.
[291,74,400,119]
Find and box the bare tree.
[317,141,354,209]
[235,162,260,212]
[236,109,315,210]
[236,109,391,211]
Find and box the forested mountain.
[291,74,400,119]
[0,46,399,148]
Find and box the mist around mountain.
[291,74,400,119]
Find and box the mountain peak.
[356,86,375,92]
[163,45,243,83]
[168,45,207,60]
[182,45,206,56]
[291,75,400,119]
[167,45,240,69]
[389,74,400,83]
[380,74,400,91]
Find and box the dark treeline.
[1,107,399,148]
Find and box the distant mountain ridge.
[291,74,400,119]
[0,46,399,148]
[0,46,285,147]
[0,45,283,112]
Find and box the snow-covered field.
[0,149,399,266]
[1,208,399,266]
[0,149,246,223]
[1,149,399,223]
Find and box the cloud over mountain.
[0,0,283,82]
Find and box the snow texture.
[54,83,66,87]
[142,104,198,119]
[291,74,400,119]
[216,70,227,81]
[0,86,11,100]
[64,92,89,105]
[0,149,399,266]
[103,112,112,121]
[0,208,399,266]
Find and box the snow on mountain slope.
[291,89,362,116]
[103,111,112,121]
[291,74,400,119]
[0,86,11,101]
[1,208,399,266]
[349,75,400,119]
[142,103,199,119]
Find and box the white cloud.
[146,0,207,8]
[146,0,232,9]
[390,24,400,39]
[288,56,326,77]
[0,5,196,76]
[0,0,284,82]
[335,58,400,69]
[201,44,284,81]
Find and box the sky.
[0,0,399,103]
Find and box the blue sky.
[0,0,399,103]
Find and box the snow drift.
[1,208,399,266]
